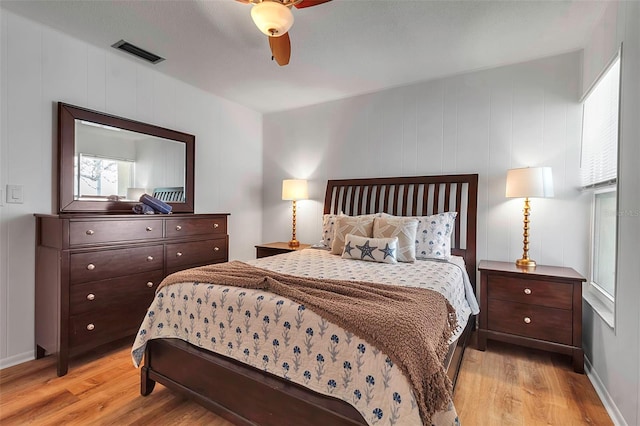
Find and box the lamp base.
[288,239,300,248]
[515,258,536,269]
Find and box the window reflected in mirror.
[73,119,186,202]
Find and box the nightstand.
[478,260,586,373]
[255,242,311,259]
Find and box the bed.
[133,174,478,426]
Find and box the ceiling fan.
[236,0,332,66]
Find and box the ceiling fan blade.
[235,0,251,3]
[269,32,291,66]
[294,0,332,9]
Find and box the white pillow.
[321,214,341,248]
[412,212,458,260]
[341,234,398,264]
[330,215,375,255]
[373,216,419,262]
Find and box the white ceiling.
[1,0,607,113]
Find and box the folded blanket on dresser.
[158,260,458,426]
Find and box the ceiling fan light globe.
[251,1,294,37]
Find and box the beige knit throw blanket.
[159,260,458,425]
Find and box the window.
[74,154,134,199]
[580,53,621,327]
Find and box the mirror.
[58,102,194,213]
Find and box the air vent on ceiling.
[111,40,164,64]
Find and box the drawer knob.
[176,252,183,257]
[524,288,532,295]
[146,256,154,262]
[146,281,154,288]
[86,323,95,331]
[86,229,94,236]
[176,225,182,231]
[524,317,531,324]
[214,247,220,252]
[213,223,219,229]
[86,293,95,301]
[87,263,95,271]
[146,226,153,232]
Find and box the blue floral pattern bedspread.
[132,249,477,426]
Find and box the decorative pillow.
[412,212,457,260]
[330,215,375,255]
[341,234,398,264]
[373,217,419,262]
[321,214,342,248]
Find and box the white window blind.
[581,57,620,187]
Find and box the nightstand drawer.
[488,299,572,345]
[488,276,573,310]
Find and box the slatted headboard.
[323,174,478,289]
[152,187,185,202]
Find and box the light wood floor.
[0,334,612,425]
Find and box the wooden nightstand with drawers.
[255,242,311,259]
[478,260,586,373]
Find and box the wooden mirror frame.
[57,102,195,214]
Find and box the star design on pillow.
[344,241,354,256]
[356,240,377,260]
[378,243,396,260]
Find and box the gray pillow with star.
[341,234,399,264]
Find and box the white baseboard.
[0,351,34,370]
[585,355,628,426]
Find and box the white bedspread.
[132,249,478,425]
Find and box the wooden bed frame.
[141,174,479,426]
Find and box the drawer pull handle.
[146,226,153,232]
[147,256,154,262]
[86,230,94,236]
[524,317,531,324]
[86,293,95,301]
[146,281,154,288]
[176,252,183,257]
[86,323,95,331]
[87,263,95,271]
[176,225,182,231]
[524,288,532,295]
[213,223,219,229]
[214,247,220,252]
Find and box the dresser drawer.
[488,299,573,345]
[69,306,148,349]
[166,238,227,270]
[70,270,163,315]
[70,219,162,245]
[488,276,573,310]
[165,217,226,238]
[70,245,164,284]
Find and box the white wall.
[263,52,588,285]
[581,2,640,425]
[0,10,263,368]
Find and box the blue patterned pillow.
[341,234,398,264]
[321,214,341,248]
[412,212,457,260]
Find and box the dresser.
[478,260,586,373]
[35,213,229,376]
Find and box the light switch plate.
[6,184,23,204]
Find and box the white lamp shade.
[505,167,554,198]
[251,1,294,37]
[127,187,148,201]
[282,179,308,201]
